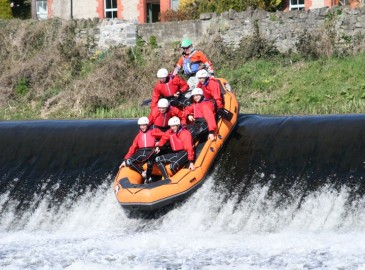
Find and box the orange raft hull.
[113,78,239,212]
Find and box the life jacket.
[182,50,202,75]
[137,130,155,148]
[162,75,173,97]
[192,103,204,119]
[199,77,223,109]
[169,128,185,151]
[153,108,173,128]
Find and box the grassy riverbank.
[2,52,365,120]
[0,19,364,120]
[222,53,365,115]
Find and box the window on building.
[105,0,117,18]
[36,0,47,20]
[171,0,179,10]
[147,3,159,23]
[290,0,305,10]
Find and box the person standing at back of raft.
[154,117,195,180]
[172,38,215,94]
[119,117,157,184]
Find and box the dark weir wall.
[214,114,365,205]
[0,119,137,211]
[1,115,365,211]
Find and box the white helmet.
[137,117,149,125]
[157,98,169,108]
[168,116,180,126]
[191,88,204,96]
[196,69,209,78]
[157,68,169,78]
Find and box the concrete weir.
[0,114,364,209]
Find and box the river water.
[1,115,365,269]
[1,175,365,270]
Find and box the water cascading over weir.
[0,115,364,216]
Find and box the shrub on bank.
[0,0,12,19]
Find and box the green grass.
[0,100,42,120]
[81,106,151,119]
[2,53,365,120]
[220,53,365,115]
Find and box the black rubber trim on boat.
[119,177,171,189]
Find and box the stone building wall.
[76,6,365,55]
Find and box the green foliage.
[220,53,365,115]
[197,0,217,13]
[127,47,145,65]
[136,36,146,47]
[257,0,283,12]
[233,20,279,61]
[215,0,247,13]
[0,100,42,120]
[0,0,13,19]
[15,78,29,96]
[149,35,158,49]
[42,87,61,102]
[325,7,342,21]
[57,23,86,77]
[184,0,283,15]
[127,36,146,65]
[83,105,150,119]
[1,19,365,120]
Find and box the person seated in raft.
[195,69,224,113]
[184,87,217,142]
[148,98,185,135]
[151,68,189,110]
[154,116,195,180]
[119,117,157,184]
[148,98,186,156]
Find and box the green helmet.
[181,38,192,48]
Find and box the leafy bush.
[257,0,283,12]
[178,0,284,15]
[149,35,158,48]
[0,0,13,19]
[159,8,196,22]
[15,78,29,96]
[297,30,334,59]
[234,21,279,61]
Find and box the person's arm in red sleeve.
[211,80,224,109]
[156,129,170,147]
[182,130,195,162]
[179,110,187,126]
[151,127,164,139]
[124,133,140,160]
[151,84,161,110]
[175,75,189,93]
[171,107,186,126]
[201,102,217,133]
[148,108,158,126]
[183,105,194,124]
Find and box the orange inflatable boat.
[113,78,239,212]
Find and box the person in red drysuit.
[154,117,195,179]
